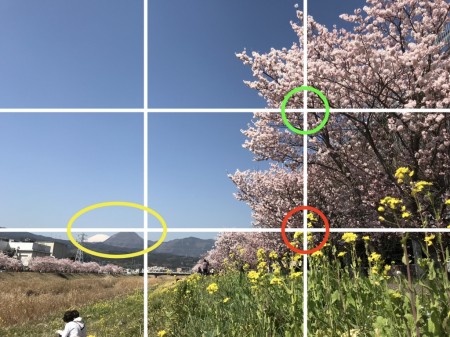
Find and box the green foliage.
[148,238,450,337]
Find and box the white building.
[8,241,51,266]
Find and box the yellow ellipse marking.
[66,201,167,259]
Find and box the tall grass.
[0,273,143,326]
[148,236,450,337]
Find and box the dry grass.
[0,272,147,327]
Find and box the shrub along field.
[148,234,450,337]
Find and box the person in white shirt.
[56,310,86,337]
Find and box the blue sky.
[0,0,143,108]
[148,113,269,235]
[0,1,367,241]
[149,0,364,108]
[0,114,144,229]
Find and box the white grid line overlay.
[1,227,449,233]
[302,0,309,335]
[1,108,450,113]
[0,1,449,337]
[144,0,149,334]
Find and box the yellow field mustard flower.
[377,206,385,212]
[401,205,406,212]
[289,271,302,279]
[270,277,283,285]
[342,232,357,243]
[424,234,435,246]
[389,291,402,299]
[311,250,324,258]
[294,231,302,239]
[362,236,370,241]
[378,216,385,222]
[307,213,318,221]
[337,251,346,257]
[223,297,230,303]
[206,283,219,294]
[445,199,450,205]
[380,196,403,210]
[411,181,433,196]
[368,252,382,263]
[307,222,313,228]
[394,167,414,183]
[157,331,167,337]
[269,251,278,259]
[257,248,266,260]
[371,266,379,274]
[248,270,260,283]
[243,263,250,271]
[401,212,411,218]
[257,261,267,271]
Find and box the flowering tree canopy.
[0,253,23,271]
[204,1,450,270]
[231,0,450,230]
[28,257,124,274]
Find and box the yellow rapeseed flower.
[378,216,385,222]
[445,199,450,205]
[294,231,302,239]
[206,283,219,294]
[394,167,413,184]
[289,271,302,279]
[257,261,267,271]
[368,252,381,263]
[411,181,433,196]
[377,206,385,212]
[257,248,266,260]
[223,297,230,303]
[342,232,357,243]
[401,212,411,218]
[311,250,323,258]
[157,331,167,337]
[362,236,370,241]
[424,234,435,246]
[270,276,283,285]
[248,270,260,283]
[307,213,318,221]
[337,251,346,257]
[269,251,278,259]
[380,196,403,209]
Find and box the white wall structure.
[8,241,51,266]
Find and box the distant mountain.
[0,231,214,260]
[103,232,143,249]
[86,234,110,243]
[150,237,215,257]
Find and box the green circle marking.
[280,86,330,135]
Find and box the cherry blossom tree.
[232,0,450,230]
[0,252,23,271]
[28,257,123,274]
[207,0,450,268]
